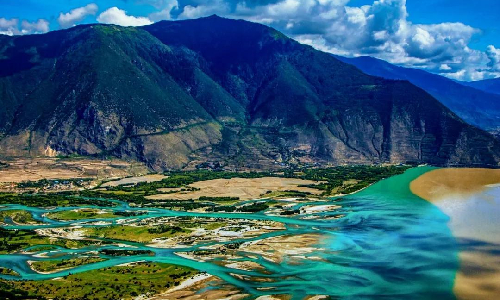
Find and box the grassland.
[0,210,39,225]
[0,228,97,254]
[0,267,18,276]
[30,257,107,273]
[84,225,191,243]
[1,262,198,300]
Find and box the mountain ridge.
[0,16,499,170]
[334,55,500,134]
[460,77,500,96]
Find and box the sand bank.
[410,168,500,202]
[411,168,500,300]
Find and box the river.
[0,167,460,299]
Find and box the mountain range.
[461,78,500,96]
[0,15,499,170]
[335,55,500,135]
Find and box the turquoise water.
[0,167,459,299]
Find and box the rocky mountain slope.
[0,16,499,170]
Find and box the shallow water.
[0,167,459,299]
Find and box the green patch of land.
[17,178,93,189]
[0,210,39,225]
[84,225,191,243]
[210,202,270,213]
[293,165,411,195]
[1,262,198,300]
[0,267,19,276]
[0,228,97,254]
[263,190,313,198]
[46,208,121,221]
[0,193,117,208]
[99,249,155,256]
[30,257,107,273]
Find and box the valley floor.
[0,161,498,299]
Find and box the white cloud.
[0,18,19,36]
[58,3,99,28]
[178,1,230,19]
[20,19,50,34]
[149,0,178,22]
[97,7,153,26]
[486,45,500,72]
[439,64,452,71]
[0,18,49,35]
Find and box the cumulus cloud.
[0,18,50,35]
[97,7,153,26]
[58,3,99,28]
[0,18,19,36]
[486,45,500,72]
[21,19,50,34]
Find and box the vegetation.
[147,224,184,235]
[0,210,38,225]
[30,257,107,273]
[1,262,198,300]
[291,165,411,195]
[114,210,147,217]
[210,202,270,213]
[0,228,96,254]
[198,196,240,202]
[0,193,117,208]
[17,178,92,189]
[84,225,190,243]
[99,249,154,256]
[0,280,36,300]
[263,190,313,198]
[0,267,19,276]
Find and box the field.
[0,157,149,187]
[148,177,324,201]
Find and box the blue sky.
[1,0,500,81]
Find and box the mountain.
[0,16,499,170]
[460,78,500,96]
[335,55,500,134]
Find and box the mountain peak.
[206,14,222,19]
